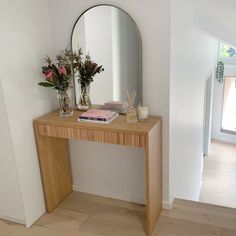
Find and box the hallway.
[199,140,236,208]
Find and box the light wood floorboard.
[200,140,236,208]
[1,192,236,235]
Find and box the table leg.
[145,121,162,236]
[34,124,73,212]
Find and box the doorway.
[200,65,236,208]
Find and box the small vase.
[57,88,73,117]
[77,84,91,110]
[126,106,138,123]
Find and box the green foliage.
[220,44,236,58]
[216,61,224,84]
[38,82,55,87]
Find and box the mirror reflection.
[71,5,142,106]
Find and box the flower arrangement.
[74,50,104,88]
[66,48,104,110]
[39,50,74,91]
[38,48,104,112]
[39,49,78,117]
[39,48,104,90]
[72,48,104,110]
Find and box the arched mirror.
[71,5,142,107]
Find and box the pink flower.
[59,66,67,75]
[43,69,53,81]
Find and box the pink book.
[105,101,128,105]
[79,109,116,121]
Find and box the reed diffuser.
[126,90,138,123]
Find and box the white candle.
[138,106,149,120]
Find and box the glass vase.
[77,84,91,110]
[57,88,73,117]
[126,106,138,123]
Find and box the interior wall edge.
[162,198,175,209]
[0,76,26,223]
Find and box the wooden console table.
[34,110,162,236]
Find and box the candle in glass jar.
[138,106,149,120]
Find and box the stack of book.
[78,109,119,124]
[101,101,129,114]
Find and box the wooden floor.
[200,140,236,208]
[1,191,236,236]
[2,139,236,235]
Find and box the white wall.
[196,0,236,144]
[193,0,236,48]
[0,0,53,226]
[203,73,214,155]
[48,0,172,207]
[170,0,218,200]
[0,78,25,224]
[71,141,146,203]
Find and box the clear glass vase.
[77,84,91,110]
[57,88,73,117]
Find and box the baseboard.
[73,184,146,205]
[73,184,173,209]
[162,198,174,209]
[0,215,25,225]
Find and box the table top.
[34,110,161,135]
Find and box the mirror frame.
[71,4,143,106]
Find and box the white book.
[78,113,119,124]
